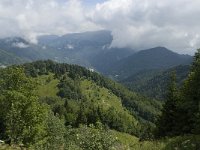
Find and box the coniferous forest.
[0,49,200,149]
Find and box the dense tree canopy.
[155,49,200,137]
[0,67,48,146]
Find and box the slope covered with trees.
[122,65,190,100]
[0,60,162,149]
[22,60,162,126]
[0,49,200,149]
[104,47,192,80]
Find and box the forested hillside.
[0,50,200,149]
[22,60,161,125]
[0,60,161,149]
[122,65,190,100]
[155,49,200,137]
[104,47,192,80]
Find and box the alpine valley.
[0,30,200,150]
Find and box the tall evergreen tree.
[155,71,179,137]
[181,49,200,134]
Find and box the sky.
[0,0,200,54]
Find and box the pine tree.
[155,71,179,137]
[181,49,200,134]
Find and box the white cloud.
[90,0,200,54]
[12,42,29,48]
[0,0,100,43]
[67,44,74,49]
[0,0,200,54]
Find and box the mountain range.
[103,47,192,80]
[0,31,200,149]
[0,31,133,67]
[0,30,193,81]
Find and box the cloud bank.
[0,0,100,43]
[0,0,200,54]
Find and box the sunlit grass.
[35,73,59,98]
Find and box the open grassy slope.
[113,131,200,150]
[35,74,59,98]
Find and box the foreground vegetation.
[1,133,200,150]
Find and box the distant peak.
[138,47,175,54]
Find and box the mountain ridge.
[104,47,192,80]
[0,31,192,82]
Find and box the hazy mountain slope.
[37,30,112,66]
[0,49,24,65]
[105,47,192,80]
[0,31,135,69]
[122,65,190,100]
[0,37,56,62]
[38,30,135,69]
[90,47,135,73]
[39,30,112,47]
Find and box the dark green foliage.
[105,47,192,80]
[139,123,154,141]
[0,67,48,146]
[155,49,200,138]
[155,72,179,137]
[180,49,200,134]
[57,75,82,100]
[39,97,66,119]
[122,65,190,100]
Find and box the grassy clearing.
[112,131,200,150]
[81,79,123,109]
[113,130,165,150]
[35,73,59,98]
